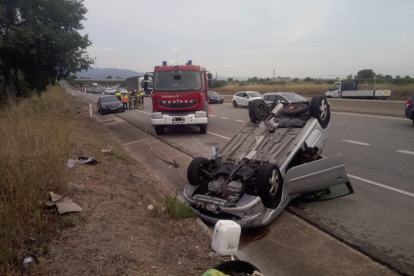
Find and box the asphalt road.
[72,88,414,275]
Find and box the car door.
[285,154,353,199]
[241,93,249,106]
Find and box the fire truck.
[144,60,213,135]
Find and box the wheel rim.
[320,99,327,120]
[268,169,279,196]
[257,102,267,120]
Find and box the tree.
[404,75,411,79]
[227,78,233,82]
[376,73,384,78]
[396,75,401,79]
[356,69,375,79]
[106,75,113,79]
[384,75,392,79]
[292,78,299,82]
[346,74,353,80]
[304,77,313,82]
[0,0,94,104]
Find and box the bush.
[212,80,227,88]
[164,191,196,219]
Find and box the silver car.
[232,91,263,108]
[184,96,353,227]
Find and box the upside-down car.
[184,96,353,227]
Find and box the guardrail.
[221,95,405,117]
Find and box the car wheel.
[233,100,238,107]
[200,124,208,134]
[309,95,331,129]
[187,157,211,192]
[256,163,283,208]
[249,99,268,123]
[282,104,309,117]
[412,119,414,125]
[155,126,165,135]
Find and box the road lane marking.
[235,120,245,122]
[135,110,151,115]
[348,174,414,198]
[333,112,409,121]
[342,140,370,146]
[220,117,229,119]
[207,131,230,140]
[210,115,216,117]
[396,150,414,156]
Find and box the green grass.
[164,190,196,219]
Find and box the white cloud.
[170,48,179,53]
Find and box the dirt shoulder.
[38,95,226,275]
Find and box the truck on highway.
[325,80,391,100]
[126,76,153,97]
[144,60,213,135]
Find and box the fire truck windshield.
[154,70,201,92]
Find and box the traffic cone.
[209,107,212,114]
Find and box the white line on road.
[342,140,370,146]
[220,117,229,119]
[210,115,216,117]
[348,174,414,198]
[135,110,151,115]
[396,150,414,156]
[235,120,245,122]
[333,112,409,121]
[207,131,230,140]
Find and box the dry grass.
[1,90,227,275]
[215,83,414,100]
[0,86,72,273]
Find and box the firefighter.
[141,90,145,108]
[136,90,143,110]
[115,90,122,101]
[128,91,134,110]
[121,92,128,110]
[133,90,138,109]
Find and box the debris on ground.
[67,156,98,168]
[148,204,154,210]
[130,173,142,180]
[101,149,114,155]
[46,192,82,214]
[20,254,39,274]
[67,182,85,190]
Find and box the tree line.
[0,0,94,105]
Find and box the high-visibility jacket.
[121,95,128,102]
[115,92,121,97]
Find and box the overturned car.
[184,96,354,227]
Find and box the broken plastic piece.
[101,149,114,155]
[148,205,154,210]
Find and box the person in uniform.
[128,91,134,110]
[121,92,128,110]
[136,90,143,110]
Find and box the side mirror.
[143,82,148,90]
[208,79,213,89]
[245,96,249,98]
[144,74,149,81]
[207,73,213,80]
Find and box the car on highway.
[208,91,224,104]
[117,88,128,94]
[184,95,354,227]
[232,91,263,108]
[97,95,125,114]
[86,88,92,93]
[263,92,310,117]
[405,94,414,125]
[104,88,116,95]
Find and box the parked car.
[405,94,414,125]
[184,96,353,227]
[208,91,224,104]
[232,91,263,107]
[117,88,128,94]
[104,88,116,95]
[92,88,101,94]
[86,88,92,93]
[97,95,124,114]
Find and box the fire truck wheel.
[200,124,208,134]
[155,126,165,135]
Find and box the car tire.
[200,124,208,134]
[249,99,268,123]
[282,104,309,117]
[187,157,211,191]
[155,126,165,135]
[233,101,238,107]
[256,163,283,208]
[309,95,331,129]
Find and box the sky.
[80,0,414,79]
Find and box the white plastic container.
[212,220,241,256]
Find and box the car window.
[101,96,119,103]
[241,93,247,97]
[331,83,340,90]
[209,91,218,95]
[247,91,262,97]
[235,92,242,97]
[282,93,307,102]
[409,95,414,101]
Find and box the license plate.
[110,108,117,110]
[172,117,184,124]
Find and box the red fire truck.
[144,60,213,135]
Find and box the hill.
[75,68,144,79]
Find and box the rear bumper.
[151,113,208,126]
